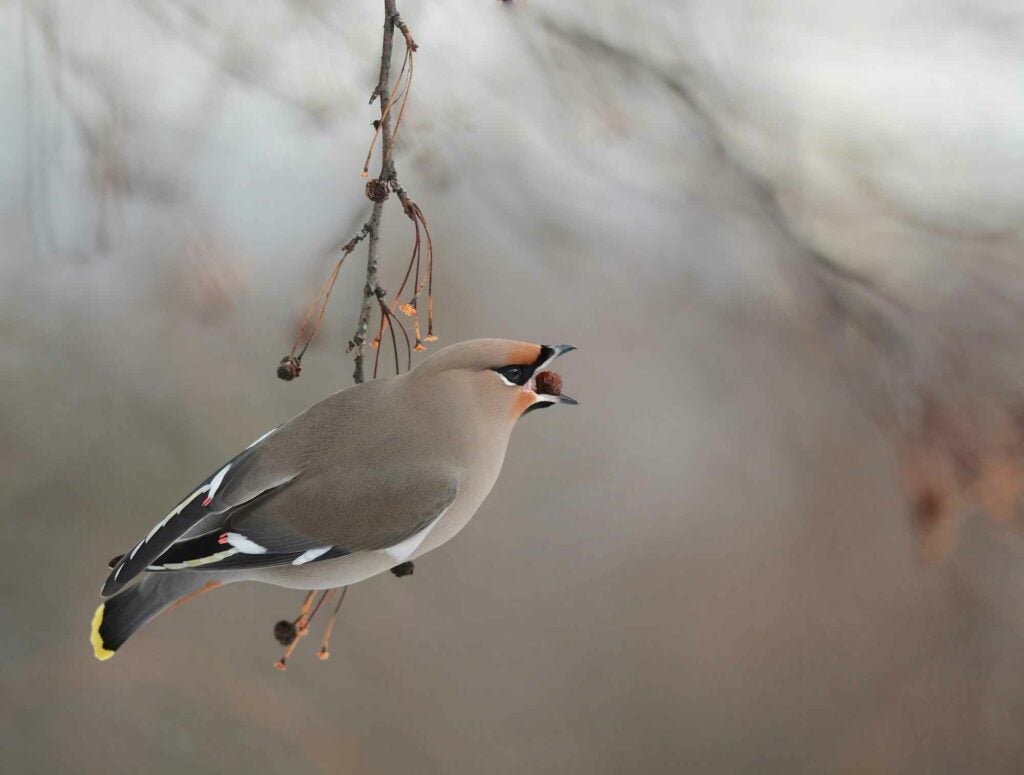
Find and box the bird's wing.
[143,467,460,573]
[143,527,349,571]
[101,426,297,596]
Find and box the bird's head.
[411,338,577,421]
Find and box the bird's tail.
[90,573,221,661]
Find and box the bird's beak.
[536,344,578,406]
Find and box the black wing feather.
[146,528,347,571]
[101,430,290,597]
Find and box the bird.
[90,339,576,660]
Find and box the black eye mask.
[490,346,555,386]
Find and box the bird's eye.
[491,365,528,386]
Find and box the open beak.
[548,344,577,360]
[536,344,578,406]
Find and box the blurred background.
[4,1,1024,772]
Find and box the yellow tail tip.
[90,603,116,661]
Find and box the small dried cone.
[535,370,563,396]
[365,178,390,203]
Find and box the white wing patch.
[293,546,332,565]
[224,532,268,554]
[383,508,449,563]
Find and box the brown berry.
[277,355,301,381]
[912,488,944,530]
[534,370,562,396]
[273,619,298,646]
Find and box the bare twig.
[279,0,433,385]
[352,0,399,385]
[278,225,371,381]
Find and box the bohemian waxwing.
[90,339,576,660]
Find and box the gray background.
[4,1,1024,772]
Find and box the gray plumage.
[92,338,576,660]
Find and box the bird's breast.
[412,440,509,558]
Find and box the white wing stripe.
[293,546,332,565]
[128,484,211,560]
[246,428,276,449]
[205,465,232,503]
[224,532,268,554]
[154,548,240,570]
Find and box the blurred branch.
[136,0,331,121]
[280,0,433,386]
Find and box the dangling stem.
[275,591,317,671]
[318,587,349,660]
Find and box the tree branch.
[279,0,432,386]
[352,0,398,385]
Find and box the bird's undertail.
[90,573,221,661]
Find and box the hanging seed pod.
[277,355,302,381]
[273,619,298,646]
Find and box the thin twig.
[274,591,317,670]
[317,586,349,660]
[281,0,430,384]
[352,0,399,385]
[361,45,411,176]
